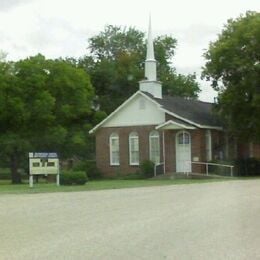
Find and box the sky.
[0,0,259,101]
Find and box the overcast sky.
[0,0,259,101]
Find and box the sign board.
[29,152,59,175]
[29,152,60,187]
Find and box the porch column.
[162,130,166,174]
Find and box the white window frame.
[205,130,212,161]
[149,130,160,164]
[177,131,190,145]
[109,133,120,166]
[129,132,139,165]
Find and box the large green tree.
[0,54,94,183]
[79,25,200,114]
[202,11,260,141]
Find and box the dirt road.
[1,180,260,259]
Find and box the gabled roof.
[156,120,196,130]
[89,91,158,134]
[142,92,222,129]
[89,91,223,134]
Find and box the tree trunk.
[10,153,21,184]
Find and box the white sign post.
[29,152,60,187]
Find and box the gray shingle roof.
[142,92,222,127]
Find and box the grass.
[0,178,236,195]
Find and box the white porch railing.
[185,161,234,177]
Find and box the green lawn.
[0,178,235,194]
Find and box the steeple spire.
[146,15,155,60]
[139,15,162,99]
[144,15,157,81]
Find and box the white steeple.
[139,16,162,99]
[145,15,156,80]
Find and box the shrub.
[0,168,11,180]
[85,161,102,180]
[72,160,102,180]
[60,171,88,185]
[208,160,234,176]
[235,158,260,176]
[140,160,154,179]
[121,171,145,180]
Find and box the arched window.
[149,130,160,164]
[110,133,119,165]
[178,131,190,145]
[129,132,139,165]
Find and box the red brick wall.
[95,125,224,176]
[95,125,161,176]
[237,143,260,159]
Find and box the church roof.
[89,91,223,134]
[142,92,222,128]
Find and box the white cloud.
[0,0,259,101]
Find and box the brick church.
[89,19,260,177]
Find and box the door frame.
[175,130,191,173]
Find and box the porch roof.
[156,120,196,130]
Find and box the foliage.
[60,170,88,185]
[73,160,103,180]
[121,171,145,180]
[140,160,155,179]
[208,160,234,176]
[202,11,260,141]
[0,54,94,183]
[235,158,260,176]
[0,168,11,180]
[79,25,200,114]
[0,50,7,61]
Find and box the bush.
[60,171,88,185]
[72,160,102,180]
[86,161,103,180]
[0,168,11,180]
[208,160,234,176]
[140,160,154,179]
[121,171,145,180]
[235,158,260,176]
[0,168,28,180]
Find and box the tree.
[0,50,7,61]
[0,54,94,183]
[79,25,200,114]
[202,11,260,141]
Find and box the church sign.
[28,152,60,187]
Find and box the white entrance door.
[176,131,191,172]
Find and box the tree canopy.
[0,54,94,183]
[202,11,260,141]
[79,25,201,114]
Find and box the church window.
[129,132,139,165]
[110,133,120,165]
[149,131,160,164]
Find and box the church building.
[89,19,259,177]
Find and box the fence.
[185,161,234,177]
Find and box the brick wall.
[95,125,160,176]
[95,125,218,176]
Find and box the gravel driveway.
[1,180,260,260]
